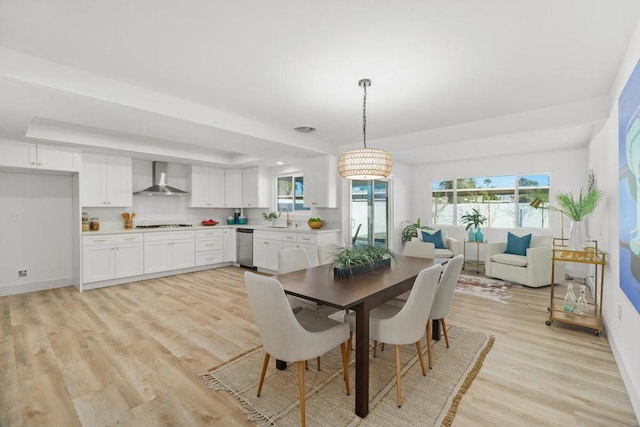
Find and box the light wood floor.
[0,267,637,426]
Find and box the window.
[351,180,389,248]
[432,174,550,228]
[277,174,310,213]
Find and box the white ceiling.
[0,1,639,166]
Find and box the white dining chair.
[279,247,321,312]
[244,272,350,427]
[425,254,464,369]
[345,263,443,407]
[317,243,339,265]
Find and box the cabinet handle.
[37,162,42,166]
[301,237,311,241]
[92,239,106,243]
[124,237,136,241]
[264,241,268,245]
[31,162,36,165]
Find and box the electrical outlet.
[618,304,622,321]
[18,270,27,278]
[11,213,21,222]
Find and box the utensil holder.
[125,220,133,229]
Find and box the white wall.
[0,171,75,294]
[588,18,640,418]
[410,148,589,243]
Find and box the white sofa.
[484,234,564,288]
[416,228,461,259]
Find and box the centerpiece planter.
[334,258,391,278]
[330,244,397,279]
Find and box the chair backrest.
[377,263,443,345]
[278,247,311,274]
[430,254,464,319]
[244,272,308,359]
[317,243,339,265]
[402,240,435,258]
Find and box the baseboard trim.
[0,277,76,297]
[603,313,640,422]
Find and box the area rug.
[200,325,493,426]
[455,274,522,304]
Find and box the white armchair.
[416,228,461,259]
[485,234,564,288]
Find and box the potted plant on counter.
[262,211,279,225]
[330,244,398,278]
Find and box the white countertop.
[82,224,340,236]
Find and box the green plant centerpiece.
[330,244,398,278]
[401,218,432,246]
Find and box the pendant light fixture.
[338,78,392,180]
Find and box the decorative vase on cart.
[568,220,587,251]
[467,228,476,242]
[475,226,484,242]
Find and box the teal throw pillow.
[421,229,445,249]
[504,232,532,256]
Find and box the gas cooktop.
[135,224,193,229]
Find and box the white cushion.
[434,248,454,258]
[491,253,528,267]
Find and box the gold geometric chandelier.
[338,78,392,180]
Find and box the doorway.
[350,180,389,248]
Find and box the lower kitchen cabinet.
[144,231,195,274]
[253,230,283,271]
[83,234,143,283]
[195,229,223,266]
[223,228,236,262]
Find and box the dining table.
[276,255,443,418]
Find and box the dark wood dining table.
[276,255,443,418]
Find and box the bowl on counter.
[308,220,324,229]
[201,219,218,226]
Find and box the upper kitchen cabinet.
[242,166,270,208]
[0,139,80,172]
[81,153,132,207]
[303,155,337,208]
[188,165,225,207]
[224,169,243,207]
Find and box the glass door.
[351,180,388,248]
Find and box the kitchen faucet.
[279,207,291,227]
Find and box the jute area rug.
[200,325,493,426]
[455,274,522,304]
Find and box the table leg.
[354,302,370,418]
[275,360,287,370]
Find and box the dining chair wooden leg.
[373,340,378,357]
[340,342,351,395]
[304,360,308,370]
[416,340,427,376]
[426,320,433,369]
[441,317,450,348]
[298,361,306,427]
[317,356,321,371]
[395,345,403,407]
[381,343,385,352]
[257,352,270,397]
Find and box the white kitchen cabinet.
[303,155,337,208]
[0,139,80,172]
[195,229,223,266]
[82,234,143,283]
[81,153,132,207]
[224,169,243,207]
[253,230,282,271]
[282,232,335,266]
[223,228,236,262]
[189,165,225,207]
[144,231,195,274]
[242,166,270,208]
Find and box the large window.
[351,180,389,248]
[432,174,550,228]
[277,174,310,213]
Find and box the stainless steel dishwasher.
[236,228,255,269]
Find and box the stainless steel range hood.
[133,161,189,196]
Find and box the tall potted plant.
[460,208,487,242]
[555,171,602,250]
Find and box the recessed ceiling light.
[294,126,316,133]
[276,161,284,165]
